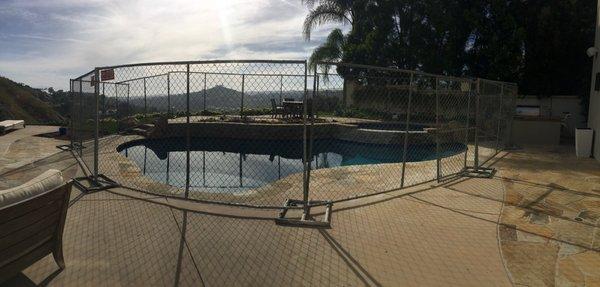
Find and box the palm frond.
[302,3,351,40]
[301,0,319,9]
[308,29,345,79]
[301,0,350,9]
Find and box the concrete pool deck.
[1,126,599,286]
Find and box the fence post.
[463,81,472,169]
[240,74,245,117]
[474,79,481,169]
[401,73,414,188]
[239,154,243,187]
[143,147,147,175]
[166,153,170,185]
[143,77,147,117]
[115,84,119,133]
[203,73,207,112]
[302,61,311,212]
[127,84,130,121]
[79,80,83,155]
[102,83,106,118]
[307,66,317,183]
[506,85,515,148]
[185,64,191,199]
[435,77,441,182]
[279,75,283,103]
[167,73,171,117]
[496,84,504,152]
[93,68,100,182]
[69,79,74,148]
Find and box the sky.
[0,0,343,90]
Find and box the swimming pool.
[118,138,465,193]
[356,122,428,131]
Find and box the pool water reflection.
[118,138,464,193]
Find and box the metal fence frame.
[69,60,517,211]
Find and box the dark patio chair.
[271,99,285,118]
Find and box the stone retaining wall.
[154,122,436,145]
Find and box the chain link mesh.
[70,60,517,207]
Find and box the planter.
[575,128,594,158]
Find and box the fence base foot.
[57,143,84,151]
[56,144,73,151]
[462,166,496,178]
[73,174,119,193]
[275,199,332,228]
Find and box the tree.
[519,0,595,96]
[308,28,346,72]
[302,0,354,41]
[302,0,596,99]
[302,0,359,71]
[465,0,525,82]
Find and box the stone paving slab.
[168,181,511,287]
[4,127,600,286]
[0,126,67,175]
[7,176,513,286]
[491,146,600,287]
[21,190,203,287]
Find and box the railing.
[69,60,517,208]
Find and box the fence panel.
[70,60,517,207]
[477,80,504,166]
[309,63,427,202]
[70,75,97,175]
[403,73,439,185]
[499,83,518,150]
[437,77,472,178]
[76,61,307,206]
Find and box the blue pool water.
[118,138,464,192]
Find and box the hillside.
[129,85,320,112]
[0,76,64,124]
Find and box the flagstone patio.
[1,126,599,286]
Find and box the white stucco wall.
[517,95,585,138]
[589,0,600,161]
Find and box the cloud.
[0,0,346,89]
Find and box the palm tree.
[308,28,345,72]
[302,0,354,40]
[302,0,355,71]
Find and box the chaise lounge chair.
[0,120,25,135]
[0,169,72,284]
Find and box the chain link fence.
[69,60,517,208]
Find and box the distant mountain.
[128,85,310,112]
[0,76,64,124]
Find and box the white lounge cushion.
[0,169,64,208]
[0,120,25,132]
